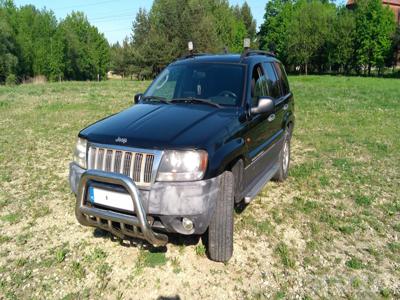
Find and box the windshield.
[144,63,245,106]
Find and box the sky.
[14,0,267,45]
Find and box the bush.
[5,74,17,86]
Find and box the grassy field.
[0,76,399,299]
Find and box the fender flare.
[206,137,247,178]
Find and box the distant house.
[346,0,400,66]
[346,0,400,22]
[107,71,123,80]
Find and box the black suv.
[69,49,294,262]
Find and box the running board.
[244,164,279,204]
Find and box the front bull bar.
[75,169,168,246]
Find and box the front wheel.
[207,171,234,262]
[273,127,291,182]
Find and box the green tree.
[353,0,396,75]
[286,0,335,74]
[0,17,18,83]
[389,25,400,68]
[110,42,124,75]
[234,1,257,42]
[328,7,356,73]
[48,28,66,81]
[31,8,59,78]
[110,38,134,78]
[59,12,109,80]
[130,0,248,78]
[241,2,256,40]
[131,4,177,77]
[213,0,246,52]
[259,0,294,65]
[0,0,111,83]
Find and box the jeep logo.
[115,137,127,144]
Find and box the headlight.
[156,150,208,181]
[73,137,87,169]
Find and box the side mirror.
[134,93,143,104]
[250,97,275,115]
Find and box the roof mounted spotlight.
[241,38,251,59]
[188,41,194,56]
[244,38,251,49]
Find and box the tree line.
[0,0,109,84]
[111,0,257,79]
[112,0,398,78]
[259,0,398,75]
[1,0,399,84]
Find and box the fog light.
[182,218,193,231]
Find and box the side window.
[251,64,268,107]
[262,62,280,99]
[274,62,290,96]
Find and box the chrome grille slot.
[105,150,113,172]
[133,153,143,182]
[144,155,154,183]
[114,151,122,173]
[123,152,132,176]
[88,145,158,188]
[97,149,104,169]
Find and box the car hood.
[80,103,241,149]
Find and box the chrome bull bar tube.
[76,169,168,246]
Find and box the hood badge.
[115,137,128,144]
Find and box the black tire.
[273,127,292,182]
[207,171,235,262]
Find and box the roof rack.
[241,50,276,60]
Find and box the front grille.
[88,145,156,187]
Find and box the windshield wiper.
[141,96,171,105]
[171,97,222,108]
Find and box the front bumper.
[69,163,220,245]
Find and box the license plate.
[89,186,134,212]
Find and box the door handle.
[283,104,289,111]
[268,114,275,122]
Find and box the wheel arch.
[206,137,247,178]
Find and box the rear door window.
[262,62,281,99]
[273,62,290,96]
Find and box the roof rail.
[177,53,212,60]
[240,50,276,61]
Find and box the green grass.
[55,246,69,263]
[353,194,374,206]
[0,76,399,299]
[387,242,400,254]
[345,257,365,270]
[136,250,168,269]
[170,257,182,274]
[0,235,11,244]
[195,244,206,257]
[1,213,22,224]
[84,247,107,263]
[71,261,86,279]
[275,242,295,268]
[96,262,112,279]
